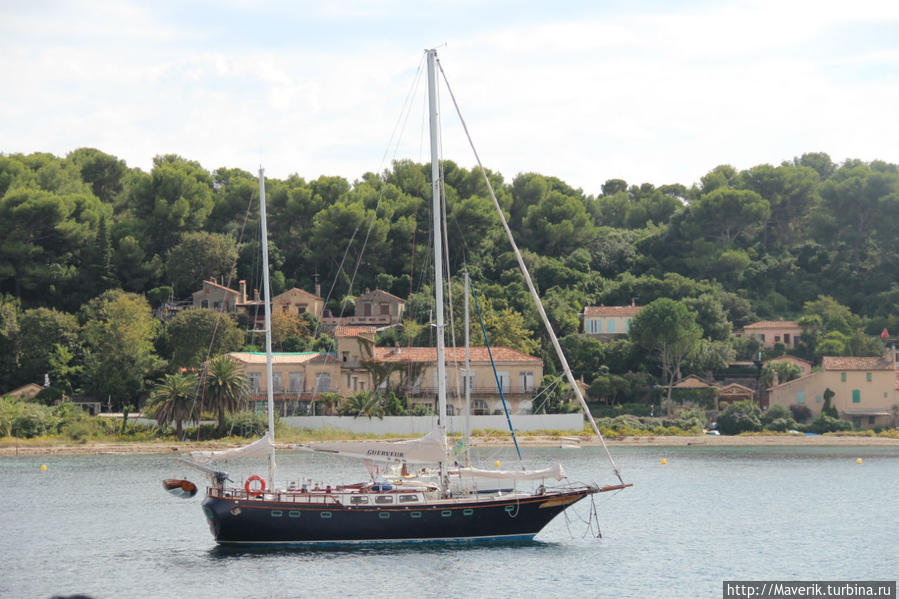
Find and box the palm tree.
[148,372,197,440]
[203,354,251,436]
[337,391,383,419]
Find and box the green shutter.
[852,389,861,403]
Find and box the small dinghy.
[163,479,198,499]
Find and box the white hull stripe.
[216,533,537,546]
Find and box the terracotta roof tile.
[373,346,541,364]
[822,356,893,371]
[273,287,323,301]
[358,288,406,303]
[673,375,711,388]
[228,352,330,365]
[742,320,800,329]
[334,326,377,338]
[195,280,239,296]
[583,305,642,317]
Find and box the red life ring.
[245,475,266,497]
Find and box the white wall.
[281,414,584,435]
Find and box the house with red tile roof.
[735,320,802,348]
[767,351,898,428]
[372,345,543,415]
[191,278,243,313]
[272,287,325,319]
[321,288,407,328]
[582,303,642,337]
[229,325,544,417]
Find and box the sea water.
[1,445,896,598]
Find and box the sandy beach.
[2,433,898,455]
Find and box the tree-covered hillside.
[1,149,897,408]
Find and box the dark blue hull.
[201,488,594,546]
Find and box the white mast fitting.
[426,48,449,494]
[258,167,276,489]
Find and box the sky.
[2,0,898,195]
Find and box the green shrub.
[766,417,795,432]
[674,407,707,432]
[762,403,791,425]
[226,411,269,438]
[65,419,99,442]
[35,386,65,406]
[717,399,762,435]
[809,414,853,434]
[589,403,653,418]
[789,404,812,423]
[12,404,55,438]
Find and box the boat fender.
[245,475,266,497]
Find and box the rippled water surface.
[2,444,897,598]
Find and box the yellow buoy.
[661,458,667,465]
[856,458,862,464]
[40,464,47,472]
[494,460,501,467]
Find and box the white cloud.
[1,0,897,194]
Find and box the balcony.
[250,389,339,402]
[407,385,535,397]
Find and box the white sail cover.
[457,462,565,481]
[190,431,275,465]
[296,430,447,464]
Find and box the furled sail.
[295,430,447,464]
[190,431,275,465]
[457,462,565,481]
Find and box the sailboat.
[189,49,630,545]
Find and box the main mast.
[258,167,276,488]
[427,49,448,492]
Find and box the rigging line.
[436,86,464,411]
[468,280,524,466]
[381,54,426,172]
[344,58,428,312]
[437,58,624,485]
[319,56,426,342]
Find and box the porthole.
[379,512,390,519]
[410,511,422,518]
[441,510,452,517]
[271,510,283,518]
[289,511,301,518]
[320,511,332,519]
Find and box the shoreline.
[2,433,898,456]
